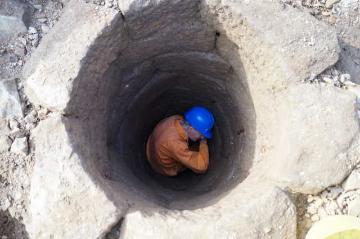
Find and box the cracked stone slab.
[26,115,128,239]
[202,0,340,82]
[23,0,126,113]
[120,183,296,239]
[262,84,360,194]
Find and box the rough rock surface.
[264,84,359,194]
[120,183,296,239]
[23,0,124,112]
[27,115,126,239]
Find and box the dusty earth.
[0,0,360,238]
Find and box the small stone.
[38,18,47,23]
[322,76,333,84]
[0,78,23,119]
[28,26,37,34]
[8,118,19,130]
[311,214,320,222]
[325,0,340,8]
[18,37,27,46]
[263,226,272,234]
[32,4,43,11]
[307,195,315,203]
[41,25,50,33]
[0,135,12,152]
[10,137,28,156]
[14,45,25,56]
[340,74,351,83]
[0,198,11,211]
[37,108,49,120]
[24,110,37,124]
[13,191,22,201]
[348,198,360,217]
[321,11,332,16]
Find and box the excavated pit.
[64,1,256,209]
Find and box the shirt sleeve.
[168,140,209,174]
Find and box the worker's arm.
[168,139,209,174]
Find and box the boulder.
[23,0,126,113]
[120,183,296,239]
[10,137,28,156]
[263,85,359,194]
[26,115,127,239]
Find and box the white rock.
[120,184,296,239]
[347,198,360,217]
[23,0,126,112]
[10,137,28,156]
[0,135,12,152]
[264,85,359,194]
[28,26,37,34]
[24,110,37,124]
[41,25,50,33]
[0,79,23,119]
[26,115,126,239]
[37,108,49,120]
[343,169,360,191]
[0,198,11,211]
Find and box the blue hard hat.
[184,106,215,139]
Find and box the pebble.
[38,18,47,23]
[32,4,43,11]
[41,25,50,33]
[348,198,360,217]
[0,198,11,211]
[8,118,19,130]
[263,226,272,234]
[28,27,37,34]
[18,37,27,46]
[340,73,351,83]
[311,214,320,222]
[37,108,49,120]
[10,137,28,156]
[24,110,37,124]
[14,45,26,56]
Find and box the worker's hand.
[200,136,207,144]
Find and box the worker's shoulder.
[159,115,183,124]
[154,115,182,131]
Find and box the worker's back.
[146,115,209,176]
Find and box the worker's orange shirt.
[146,115,209,176]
